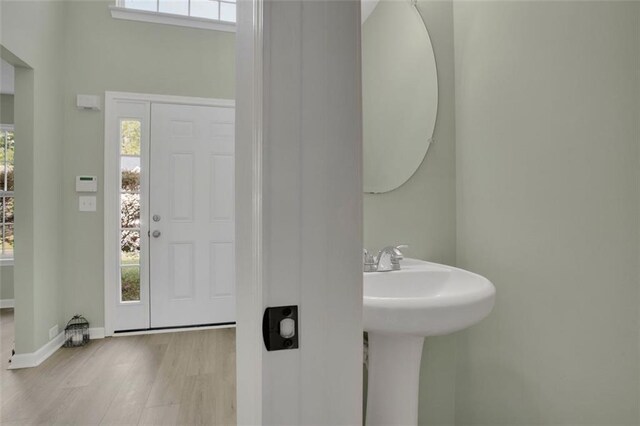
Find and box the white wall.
[1,0,67,353]
[453,2,640,424]
[1,93,13,123]
[363,2,457,422]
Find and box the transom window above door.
[110,0,236,32]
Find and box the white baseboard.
[8,332,65,369]
[0,299,15,309]
[8,327,106,370]
[89,327,105,339]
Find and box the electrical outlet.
[49,324,59,340]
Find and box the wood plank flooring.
[0,309,236,425]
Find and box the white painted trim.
[8,332,65,369]
[104,96,119,337]
[245,1,362,422]
[113,323,235,337]
[0,299,14,308]
[104,92,235,337]
[8,328,105,369]
[89,327,105,340]
[105,92,234,108]
[109,6,236,33]
[0,258,13,266]
[235,0,263,423]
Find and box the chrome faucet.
[363,245,408,272]
[363,249,377,272]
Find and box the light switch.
[79,196,96,212]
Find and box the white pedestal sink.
[364,258,495,426]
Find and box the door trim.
[235,0,264,423]
[103,91,235,337]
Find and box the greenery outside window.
[120,120,142,302]
[0,126,14,263]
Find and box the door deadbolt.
[152,230,161,238]
[153,214,161,222]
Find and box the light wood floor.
[0,309,236,425]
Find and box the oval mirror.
[362,0,438,193]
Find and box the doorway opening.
[104,93,236,334]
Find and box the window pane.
[4,196,13,224]
[121,193,140,229]
[3,224,13,256]
[121,248,140,265]
[5,165,13,192]
[219,1,235,22]
[124,0,157,12]
[121,266,141,302]
[121,164,140,192]
[0,131,5,165]
[1,131,12,193]
[159,0,188,15]
[190,0,219,19]
[121,229,140,257]
[120,120,141,156]
[7,132,14,192]
[6,132,14,165]
[121,155,140,172]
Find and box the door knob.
[153,214,161,222]
[152,230,161,238]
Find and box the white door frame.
[235,0,264,422]
[236,0,363,424]
[103,91,235,336]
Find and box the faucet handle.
[363,249,377,272]
[394,245,408,259]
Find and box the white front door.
[149,103,235,328]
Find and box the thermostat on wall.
[76,176,98,192]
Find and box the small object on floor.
[63,315,90,347]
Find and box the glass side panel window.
[0,128,14,259]
[122,0,236,23]
[120,120,142,302]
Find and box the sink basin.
[364,259,495,336]
[363,258,495,426]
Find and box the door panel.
[150,103,235,328]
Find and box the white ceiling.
[1,59,15,95]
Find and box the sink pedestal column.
[366,333,424,426]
